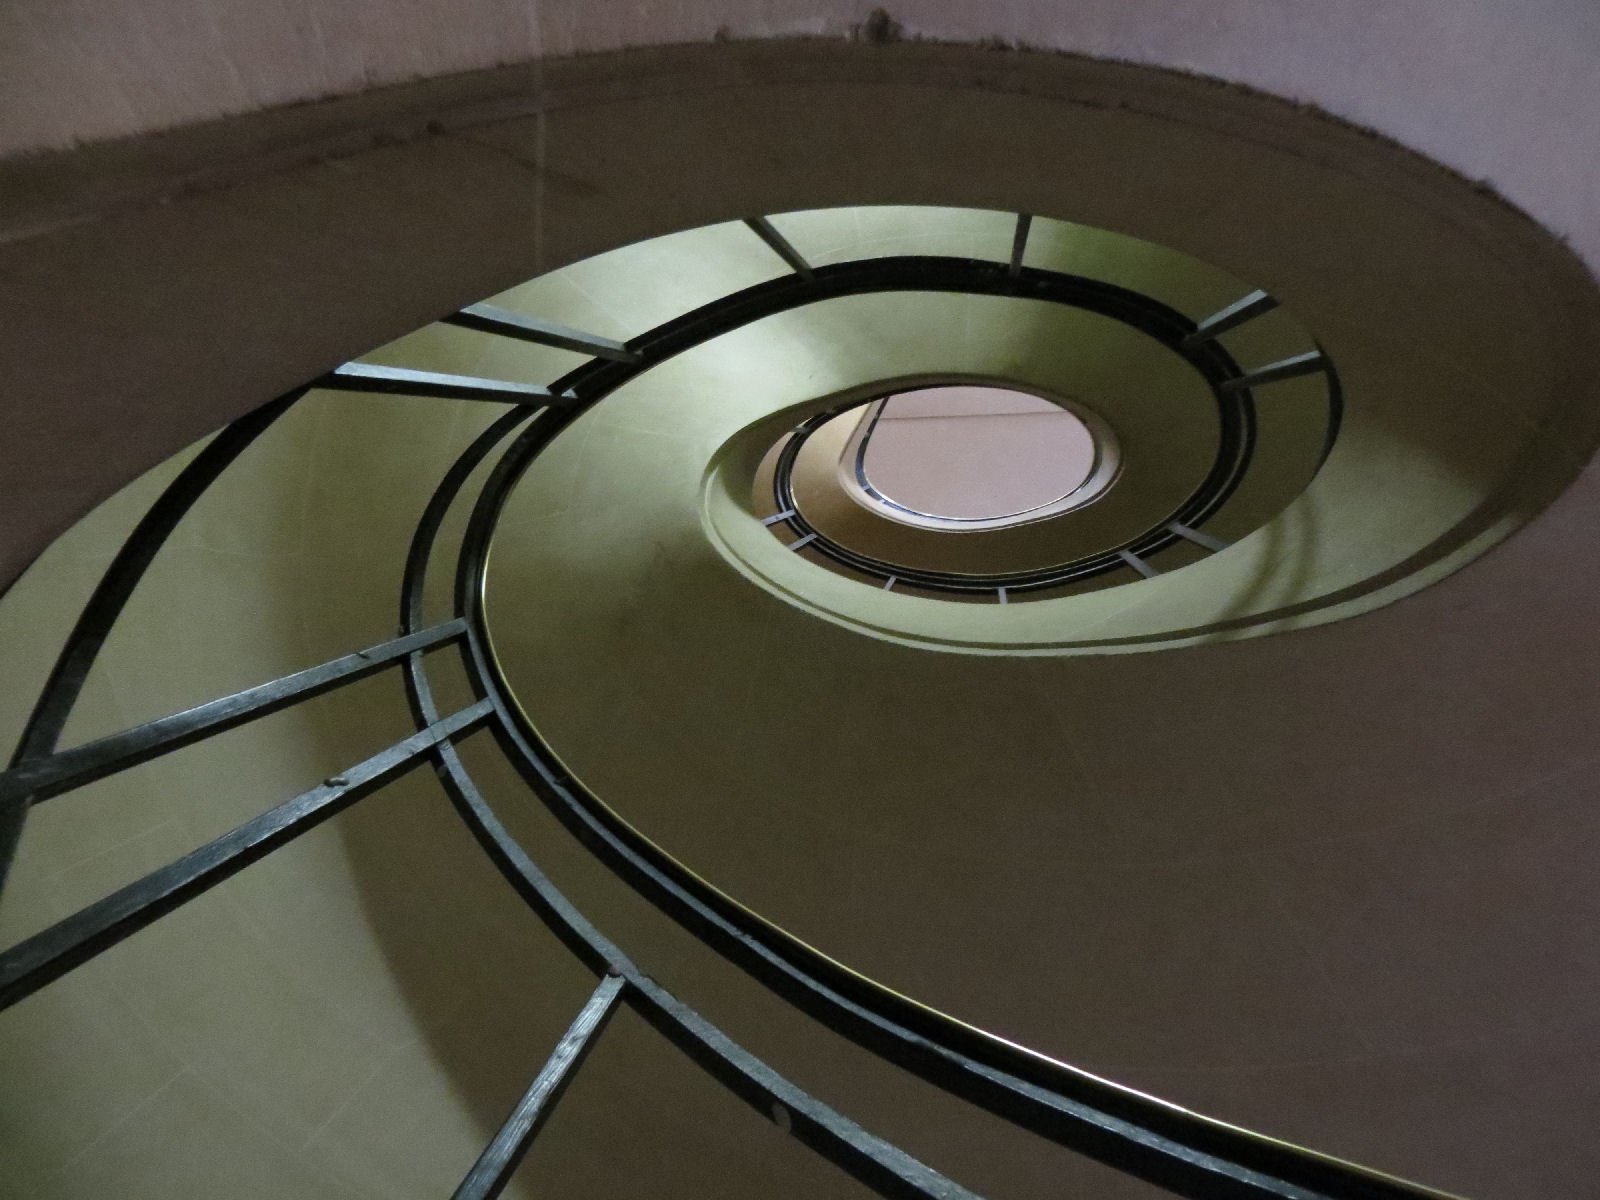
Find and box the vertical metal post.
[1167,522,1232,553]
[451,974,627,1200]
[744,217,815,280]
[0,796,26,907]
[1009,213,1032,278]
[1117,549,1160,579]
[1180,289,1279,348]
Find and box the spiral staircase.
[4,10,1600,1200]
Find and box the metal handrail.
[0,216,1453,1200]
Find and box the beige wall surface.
[7,0,1600,278]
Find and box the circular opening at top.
[846,385,1117,530]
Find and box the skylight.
[853,385,1105,525]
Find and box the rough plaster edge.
[0,31,1573,270]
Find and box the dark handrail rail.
[0,388,304,888]
[395,403,984,1199]
[438,253,1452,1200]
[0,231,1456,1200]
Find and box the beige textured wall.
[7,0,1600,277]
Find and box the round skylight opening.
[842,385,1119,532]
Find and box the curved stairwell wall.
[4,13,1600,1200]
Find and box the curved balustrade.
[0,216,1450,1200]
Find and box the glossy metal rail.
[0,219,1452,1200]
[436,242,1445,1198]
[396,391,981,1200]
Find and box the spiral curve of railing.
[0,214,1443,1200]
